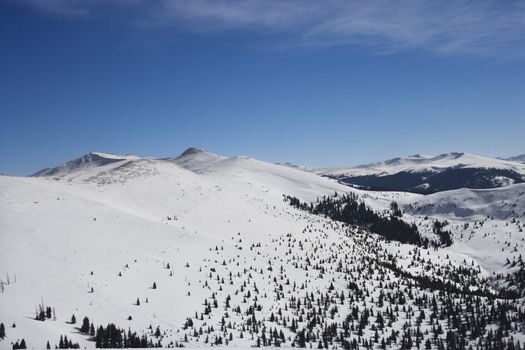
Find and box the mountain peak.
[178,147,207,157]
[506,153,525,163]
[171,147,226,173]
[32,152,138,177]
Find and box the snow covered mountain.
[316,152,525,194]
[166,148,227,173]
[32,152,141,178]
[506,154,525,163]
[1,148,524,349]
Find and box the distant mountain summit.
[506,154,525,163]
[168,147,227,173]
[316,152,525,194]
[178,147,208,157]
[32,152,139,177]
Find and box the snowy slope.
[0,150,352,348]
[402,183,525,220]
[393,183,525,272]
[1,149,524,349]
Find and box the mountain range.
[309,152,525,194]
[1,148,524,349]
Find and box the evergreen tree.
[80,317,90,334]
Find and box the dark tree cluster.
[12,339,26,349]
[498,257,525,298]
[58,334,79,349]
[34,302,55,321]
[284,193,424,245]
[80,316,95,336]
[432,220,453,247]
[95,323,161,348]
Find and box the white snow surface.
[402,183,525,220]
[1,149,524,349]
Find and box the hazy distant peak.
[506,154,525,163]
[178,147,207,157]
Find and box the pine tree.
[19,339,27,349]
[152,282,157,289]
[46,341,51,349]
[70,314,76,324]
[0,323,5,339]
[81,317,90,334]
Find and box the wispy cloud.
[9,0,525,58]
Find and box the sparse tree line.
[284,193,452,247]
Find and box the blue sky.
[1,0,524,175]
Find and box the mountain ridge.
[315,152,525,194]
